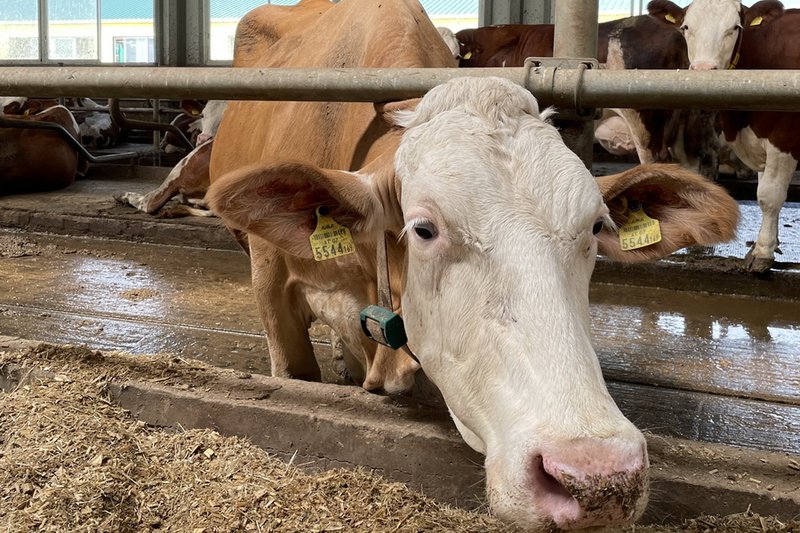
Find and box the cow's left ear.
[595,164,739,261]
[207,162,384,259]
[647,0,686,26]
[744,0,784,27]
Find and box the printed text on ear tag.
[619,207,662,251]
[309,206,356,261]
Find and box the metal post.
[553,0,599,169]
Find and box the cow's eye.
[592,220,604,235]
[414,221,438,240]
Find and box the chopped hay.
[0,344,517,532]
[1,343,797,532]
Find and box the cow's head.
[651,0,783,70]
[208,77,738,530]
[196,100,228,145]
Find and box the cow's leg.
[611,108,655,164]
[250,236,321,380]
[115,159,192,214]
[744,145,796,273]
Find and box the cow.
[649,0,799,272]
[456,19,719,177]
[436,27,461,60]
[116,100,228,217]
[66,97,122,149]
[204,0,739,529]
[161,99,228,154]
[0,104,87,195]
[1,97,59,116]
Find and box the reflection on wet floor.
[675,201,800,266]
[590,284,799,404]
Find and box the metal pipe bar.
[0,115,139,164]
[553,0,599,168]
[3,66,800,111]
[108,98,194,150]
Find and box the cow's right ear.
[744,0,784,27]
[647,0,685,26]
[207,162,384,259]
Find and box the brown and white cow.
[650,0,799,272]
[456,18,719,176]
[203,0,740,529]
[117,100,228,216]
[0,104,87,195]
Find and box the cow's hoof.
[743,249,774,273]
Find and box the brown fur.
[596,164,740,261]
[0,106,83,196]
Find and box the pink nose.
[196,133,212,145]
[529,438,648,530]
[690,62,718,70]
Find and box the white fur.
[196,100,228,145]
[436,27,461,60]
[393,77,645,528]
[682,0,742,70]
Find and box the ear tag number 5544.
[309,206,356,261]
[619,202,662,251]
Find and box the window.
[0,0,39,60]
[0,0,155,64]
[113,37,155,63]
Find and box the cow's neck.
[727,5,747,69]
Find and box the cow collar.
[728,6,746,69]
[359,234,420,364]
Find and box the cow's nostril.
[529,455,582,525]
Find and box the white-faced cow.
[206,0,739,529]
[1,103,87,195]
[117,100,228,216]
[649,0,799,272]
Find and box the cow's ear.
[647,0,685,26]
[207,162,383,259]
[595,164,739,261]
[180,100,205,117]
[744,0,784,27]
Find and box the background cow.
[205,0,739,529]
[64,97,123,149]
[1,104,87,195]
[117,100,228,216]
[456,18,719,177]
[650,0,799,271]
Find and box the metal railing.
[1,66,800,112]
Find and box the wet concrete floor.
[1,229,797,453]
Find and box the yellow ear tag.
[750,15,763,26]
[463,51,472,60]
[665,13,677,23]
[309,206,356,261]
[23,108,30,116]
[618,204,662,251]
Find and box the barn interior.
[1,0,799,530]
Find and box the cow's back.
[0,106,81,195]
[211,0,455,180]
